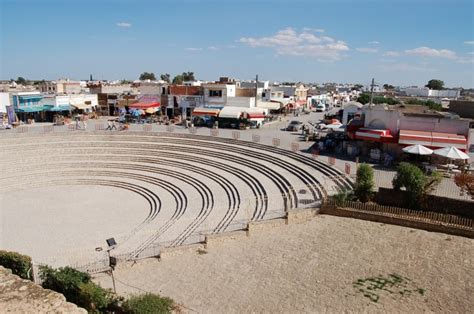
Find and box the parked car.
[286,120,303,131]
[316,104,327,112]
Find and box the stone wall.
[0,266,86,313]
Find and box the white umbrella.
[402,144,433,155]
[433,146,470,160]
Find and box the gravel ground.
[94,215,473,313]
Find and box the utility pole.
[369,77,375,107]
[255,74,258,107]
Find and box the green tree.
[425,79,444,90]
[357,93,400,105]
[160,73,171,83]
[182,71,195,81]
[383,84,394,90]
[392,162,441,208]
[172,74,184,85]
[354,164,375,202]
[16,77,27,85]
[351,84,364,91]
[139,72,157,81]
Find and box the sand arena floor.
[0,131,352,266]
[95,215,473,313]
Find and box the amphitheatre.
[0,128,352,268]
[1,126,473,312]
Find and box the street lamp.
[106,237,117,293]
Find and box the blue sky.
[1,0,473,87]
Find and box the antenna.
[255,74,259,106]
[369,78,375,107]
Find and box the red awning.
[192,108,220,117]
[399,130,467,149]
[355,128,394,142]
[129,102,160,109]
[247,113,265,119]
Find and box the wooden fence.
[322,199,473,238]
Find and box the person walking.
[111,120,118,130]
[106,120,113,130]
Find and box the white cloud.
[239,27,349,61]
[468,52,474,55]
[356,47,378,53]
[303,27,325,33]
[383,51,400,57]
[405,46,457,59]
[208,46,219,51]
[116,22,131,28]
[464,41,474,45]
[378,63,436,72]
[185,47,203,51]
[368,41,380,45]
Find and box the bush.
[354,164,375,202]
[392,162,441,208]
[333,188,354,205]
[0,250,32,279]
[123,293,174,314]
[39,265,116,312]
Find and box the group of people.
[74,118,87,130]
[106,120,128,131]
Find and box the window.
[209,90,222,97]
[262,92,266,98]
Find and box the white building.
[342,102,363,125]
[40,94,98,112]
[0,92,10,113]
[202,83,236,107]
[401,87,460,99]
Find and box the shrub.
[39,265,114,312]
[392,162,425,207]
[333,188,354,205]
[392,163,441,208]
[0,250,32,279]
[354,164,375,202]
[123,293,174,314]
[454,172,474,199]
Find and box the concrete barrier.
[286,207,317,224]
[204,230,248,249]
[248,218,286,234]
[159,243,205,259]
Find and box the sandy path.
[94,215,473,313]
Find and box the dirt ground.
[94,215,473,313]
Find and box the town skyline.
[1,0,473,88]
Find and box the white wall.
[0,92,10,112]
[226,97,255,108]
[399,116,470,136]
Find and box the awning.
[17,106,45,113]
[71,103,92,110]
[399,130,467,149]
[247,113,265,119]
[192,108,220,117]
[46,105,72,112]
[129,102,160,109]
[256,101,282,110]
[218,106,243,119]
[355,128,394,142]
